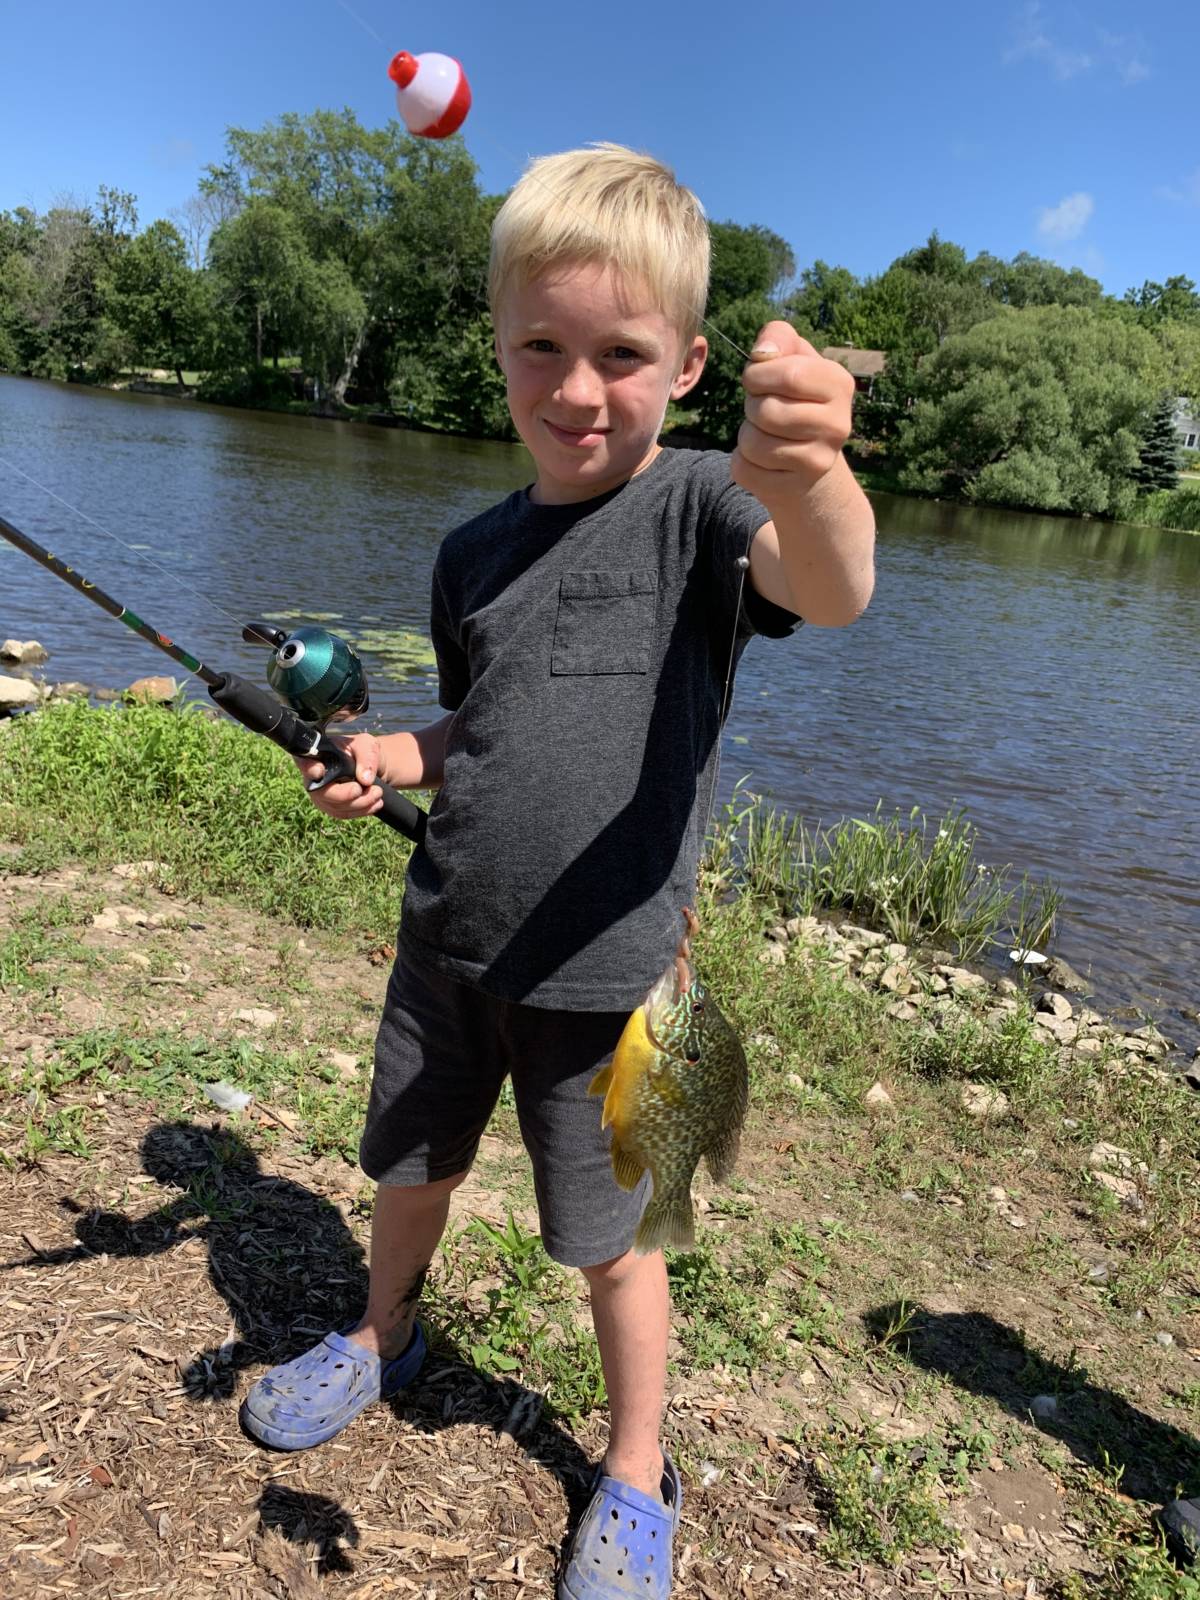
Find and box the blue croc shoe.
[240,1323,426,1451]
[559,1454,681,1599]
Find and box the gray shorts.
[360,949,649,1267]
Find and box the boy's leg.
[348,1173,465,1360]
[581,1246,670,1500]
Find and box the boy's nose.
[557,359,604,409]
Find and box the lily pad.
[270,611,344,623]
[351,628,438,680]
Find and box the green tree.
[207,199,312,367]
[785,260,859,337]
[1132,393,1182,491]
[896,306,1164,518]
[708,221,794,311]
[972,251,1103,309]
[108,220,204,382]
[1124,276,1200,326]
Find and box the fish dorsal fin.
[610,1141,645,1192]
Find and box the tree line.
[1,108,1197,522]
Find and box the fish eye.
[686,1049,701,1063]
[691,999,705,1014]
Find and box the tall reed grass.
[705,788,1060,961]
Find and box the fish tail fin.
[634,1183,696,1256]
[610,1141,645,1192]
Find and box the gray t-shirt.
[399,447,799,1009]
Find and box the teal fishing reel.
[243,622,368,726]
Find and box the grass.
[707,788,1061,961]
[1132,487,1200,533]
[4,698,1200,1585]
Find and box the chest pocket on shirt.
[551,569,659,675]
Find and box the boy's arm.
[375,712,453,791]
[732,321,876,627]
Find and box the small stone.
[885,999,919,1022]
[125,675,178,703]
[960,1083,1009,1120]
[899,1189,920,1203]
[1088,1141,1135,1172]
[1005,1211,1029,1229]
[1030,1394,1058,1420]
[749,1030,783,1057]
[1087,1263,1110,1283]
[1038,991,1074,1020]
[1044,956,1088,993]
[995,977,1020,998]
[764,923,789,944]
[232,1007,279,1033]
[325,1050,359,1078]
[864,1081,895,1116]
[880,963,915,995]
[939,965,988,994]
[883,942,909,961]
[1038,1014,1079,1046]
[986,1185,1008,1202]
[0,674,40,709]
[123,951,152,970]
[1001,1522,1027,1542]
[784,1072,806,1091]
[838,924,887,948]
[49,680,90,699]
[1074,1036,1103,1057]
[1092,1170,1141,1207]
[1156,1331,1175,1348]
[758,941,787,967]
[0,639,47,664]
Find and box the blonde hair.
[488,143,710,348]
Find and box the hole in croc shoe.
[631,1519,637,1529]
[600,1535,607,1544]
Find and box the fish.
[590,908,749,1254]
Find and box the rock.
[1038,991,1074,1020]
[325,1050,360,1079]
[1088,1141,1136,1173]
[0,639,47,664]
[757,941,787,967]
[995,977,1020,998]
[91,904,150,932]
[1156,1331,1175,1348]
[1044,956,1088,993]
[1030,1394,1058,1420]
[749,1030,782,1058]
[883,942,909,962]
[1074,1036,1103,1057]
[838,924,888,948]
[125,675,178,703]
[0,674,39,710]
[938,965,988,995]
[986,1185,1008,1202]
[112,860,162,881]
[864,1081,896,1116]
[926,973,949,994]
[787,915,820,939]
[232,1007,279,1033]
[123,951,152,970]
[1036,1014,1078,1046]
[960,1083,1009,1120]
[879,963,916,995]
[764,923,789,943]
[1092,1171,1142,1208]
[885,999,919,1022]
[899,1189,920,1203]
[48,680,90,700]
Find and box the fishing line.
[0,453,248,640]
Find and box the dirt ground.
[2,854,1198,1597]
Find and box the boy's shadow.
[9,1120,596,1564]
[865,1303,1200,1502]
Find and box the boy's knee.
[378,1171,469,1204]
[578,1247,639,1288]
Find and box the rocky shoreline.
[755,910,1200,1099]
[5,634,1197,1089]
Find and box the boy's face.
[494,260,707,505]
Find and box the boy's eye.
[526,339,558,354]
[609,347,642,362]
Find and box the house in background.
[1174,399,1200,452]
[821,345,887,397]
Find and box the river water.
[1,376,1198,1046]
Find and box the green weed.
[811,1427,959,1566]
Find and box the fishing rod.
[0,512,427,846]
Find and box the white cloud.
[1006,3,1093,79]
[1006,6,1150,84]
[1156,169,1200,207]
[1037,192,1095,242]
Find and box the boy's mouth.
[544,419,610,448]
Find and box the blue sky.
[0,0,1194,297]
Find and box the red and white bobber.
[387,50,471,138]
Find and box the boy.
[241,144,874,1596]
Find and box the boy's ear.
[671,335,707,401]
